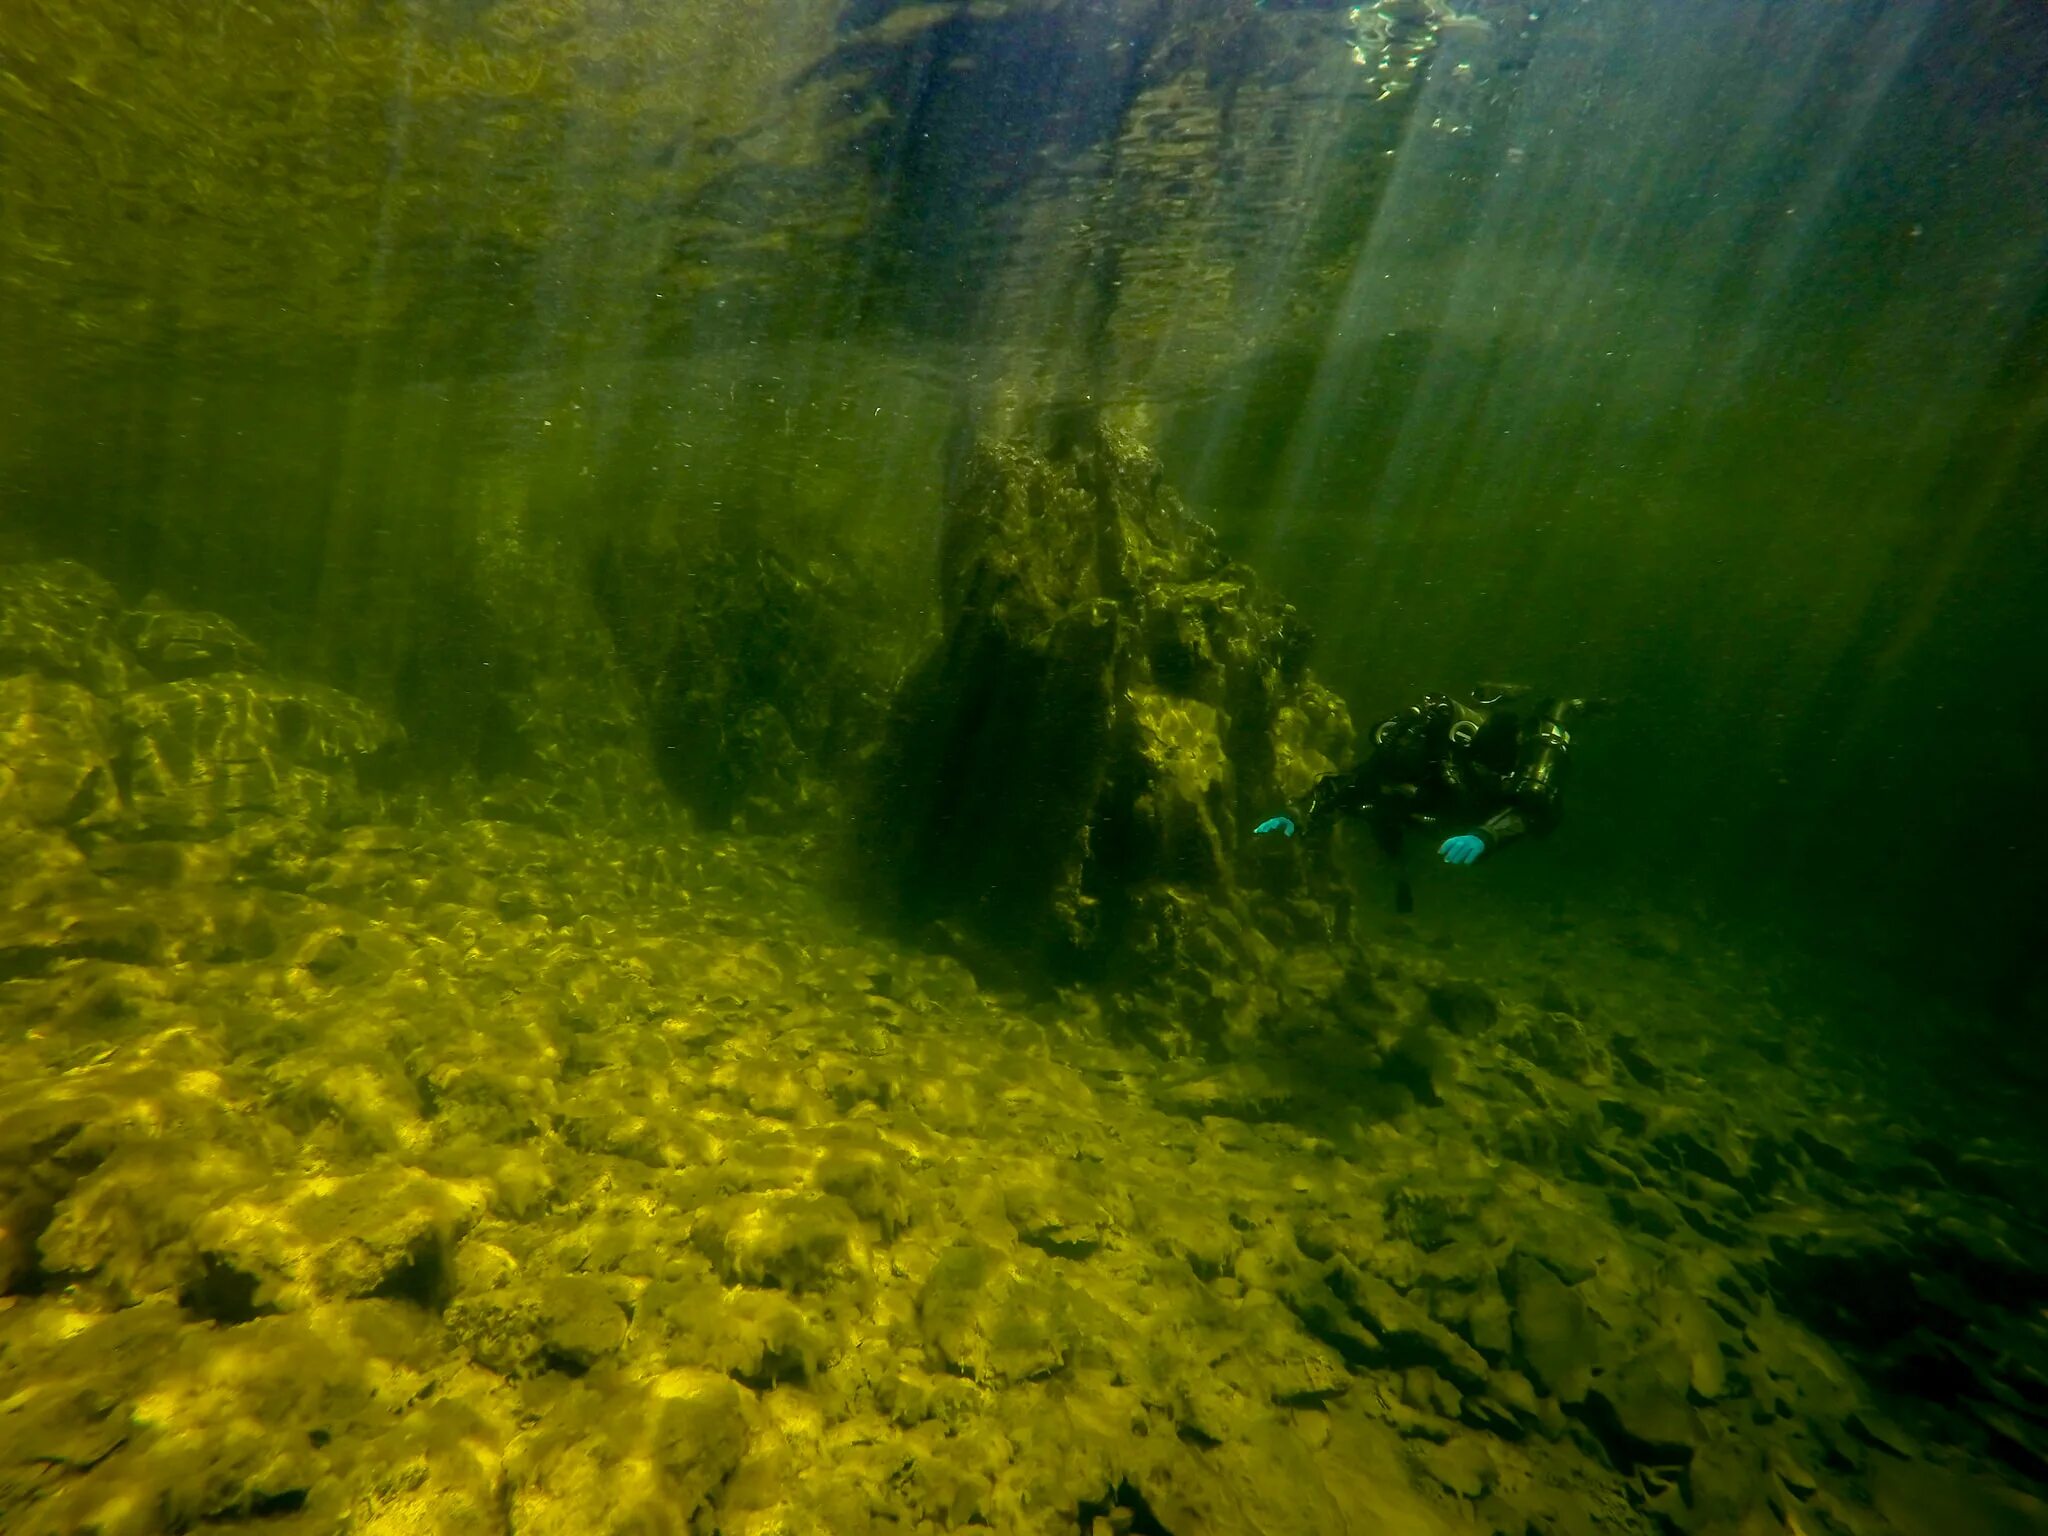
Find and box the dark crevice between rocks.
[1378,1028,1444,1108]
[410,1071,442,1119]
[537,1345,593,1379]
[1793,1128,1860,1181]
[1670,1200,1745,1247]
[1650,1131,1742,1191]
[0,931,162,979]
[369,1236,453,1313]
[2,1191,68,1296]
[1935,1237,2048,1314]
[1077,1479,1176,1536]
[1274,1385,1345,1410]
[1281,1293,1379,1374]
[1425,981,1498,1035]
[248,1488,309,1520]
[1597,1098,1649,1137]
[1020,1230,1103,1261]
[1881,1344,1993,1407]
[1909,1136,2031,1203]
[1610,1037,1665,1089]
[733,1345,812,1392]
[1974,1408,2048,1485]
[0,945,54,983]
[205,1486,310,1522]
[179,1253,279,1326]
[1574,1144,1643,1190]
[1575,1389,1696,1479]
[4,1251,66,1300]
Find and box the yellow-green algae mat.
[2,815,2046,1533]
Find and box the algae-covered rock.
[592,527,894,831]
[1425,978,1500,1035]
[440,1261,630,1384]
[0,674,118,828]
[691,1191,868,1293]
[1412,1434,1497,1499]
[918,1241,1073,1385]
[866,418,1352,1046]
[1580,1342,1703,1469]
[1652,1283,1731,1400]
[503,1370,749,1535]
[1873,1456,2048,1536]
[0,1299,446,1534]
[119,597,266,679]
[1506,1253,1597,1404]
[531,1274,630,1373]
[1332,1261,1491,1390]
[13,1028,287,1306]
[115,675,400,837]
[1500,1008,1611,1081]
[181,1166,488,1313]
[0,559,131,694]
[338,1393,515,1536]
[808,1131,910,1235]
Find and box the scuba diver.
[1254,686,1602,913]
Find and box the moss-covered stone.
[114,675,400,837]
[866,419,1353,1050]
[919,1242,1074,1386]
[0,675,117,829]
[0,560,131,695]
[692,1192,867,1294]
[502,1370,750,1535]
[591,528,897,832]
[119,599,265,680]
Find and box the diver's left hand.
[1439,834,1486,865]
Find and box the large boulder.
[0,560,132,695]
[0,560,401,842]
[120,595,267,679]
[865,417,1352,1046]
[115,675,400,838]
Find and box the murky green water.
[2,3,2045,1533]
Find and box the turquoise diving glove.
[1439,833,1487,865]
[1254,816,1297,838]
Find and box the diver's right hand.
[1254,816,1297,838]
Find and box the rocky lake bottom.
[3,557,2047,1535]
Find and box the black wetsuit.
[1305,692,1582,859]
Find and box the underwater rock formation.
[592,528,896,833]
[384,542,667,829]
[0,560,134,696]
[0,561,401,848]
[116,677,399,838]
[119,595,266,680]
[868,418,1353,1047]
